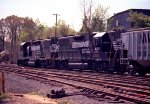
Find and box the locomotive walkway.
[0,64,150,103]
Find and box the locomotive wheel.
[55,60,60,69]
[88,60,93,70]
[23,60,28,66]
[41,61,48,68]
[108,70,114,74]
[35,60,41,68]
[62,60,69,69]
[108,65,115,73]
[17,60,21,66]
[101,62,108,72]
[119,70,125,74]
[91,61,97,71]
[94,63,99,72]
[119,65,126,74]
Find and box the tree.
[0,16,76,63]
[91,5,109,32]
[79,0,109,33]
[0,19,5,53]
[35,24,45,39]
[21,17,37,41]
[56,19,76,36]
[0,15,37,63]
[80,0,94,33]
[4,15,24,63]
[42,26,53,39]
[128,11,150,28]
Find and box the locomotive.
[17,28,150,75]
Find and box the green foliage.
[107,17,113,31]
[55,19,76,37]
[91,5,109,32]
[35,24,45,39]
[0,15,76,63]
[128,11,150,28]
[0,93,8,100]
[22,17,37,41]
[19,31,28,42]
[79,1,109,33]
[80,16,90,33]
[34,18,76,38]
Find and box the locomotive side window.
[94,38,101,47]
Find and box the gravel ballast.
[3,71,132,104]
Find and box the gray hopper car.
[121,29,150,75]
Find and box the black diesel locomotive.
[17,29,150,75]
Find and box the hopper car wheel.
[138,70,146,76]
[128,65,136,75]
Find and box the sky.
[0,0,150,31]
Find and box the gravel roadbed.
[2,71,132,104]
[3,72,103,104]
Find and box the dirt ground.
[1,93,58,104]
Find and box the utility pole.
[53,14,60,37]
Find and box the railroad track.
[0,64,150,103]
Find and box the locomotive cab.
[27,40,44,67]
[17,41,31,66]
[93,32,128,73]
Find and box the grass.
[0,93,8,100]
[58,98,71,104]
